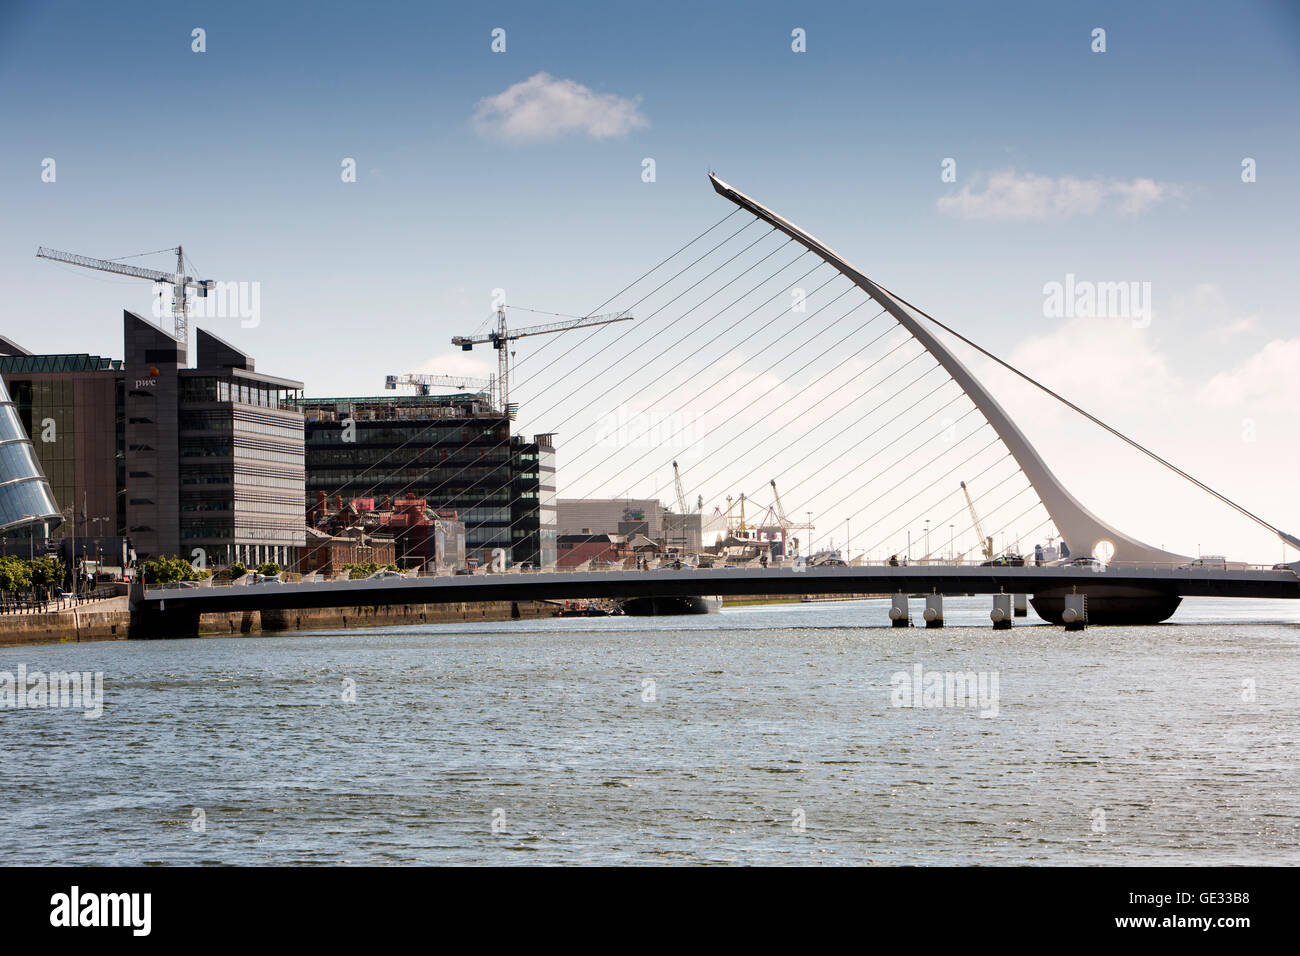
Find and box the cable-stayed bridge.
[138,175,1300,633]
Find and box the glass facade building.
[0,349,125,544]
[0,373,62,532]
[287,393,557,567]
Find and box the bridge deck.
[140,565,1300,613]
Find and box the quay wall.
[0,598,558,647]
[0,597,131,647]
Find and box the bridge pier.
[922,594,944,628]
[889,593,911,627]
[1014,593,1028,617]
[1062,593,1088,631]
[990,593,1013,630]
[129,598,201,639]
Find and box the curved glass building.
[0,374,61,531]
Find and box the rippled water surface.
[2,596,1298,865]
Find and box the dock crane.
[960,480,995,561]
[452,307,633,412]
[36,246,214,344]
[671,461,698,515]
[719,494,749,535]
[770,479,814,556]
[385,373,495,397]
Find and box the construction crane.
[960,480,995,560]
[36,246,214,344]
[385,372,495,396]
[452,307,633,411]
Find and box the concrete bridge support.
[923,594,944,628]
[991,593,1013,630]
[1014,593,1028,617]
[889,593,911,627]
[129,600,201,639]
[1063,593,1088,631]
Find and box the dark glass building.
[287,393,557,567]
[125,314,306,566]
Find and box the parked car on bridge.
[1063,556,1103,570]
[249,572,281,584]
[368,569,404,580]
[981,554,1025,567]
[1179,556,1227,571]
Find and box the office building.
[1,312,306,567]
[288,392,556,567]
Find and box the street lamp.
[949,524,955,563]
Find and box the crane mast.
[672,460,692,515]
[961,481,994,560]
[770,479,813,555]
[36,245,215,345]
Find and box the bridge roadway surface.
[141,565,1300,613]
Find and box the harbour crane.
[722,493,749,534]
[36,245,214,344]
[770,479,814,555]
[960,480,995,561]
[452,307,633,411]
[385,372,495,396]
[671,461,697,515]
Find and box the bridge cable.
[297,211,757,565]
[302,211,754,510]
[362,231,794,515]
[676,369,964,548]
[305,229,800,563]
[863,461,1025,562]
[882,288,1290,542]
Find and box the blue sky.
[2,0,1298,560]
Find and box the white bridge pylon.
[708,173,1186,566]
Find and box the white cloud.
[937,170,1179,221]
[1197,338,1300,407]
[962,313,1298,560]
[472,72,648,142]
[1168,283,1260,342]
[411,351,495,380]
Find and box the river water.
[2,596,1297,865]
